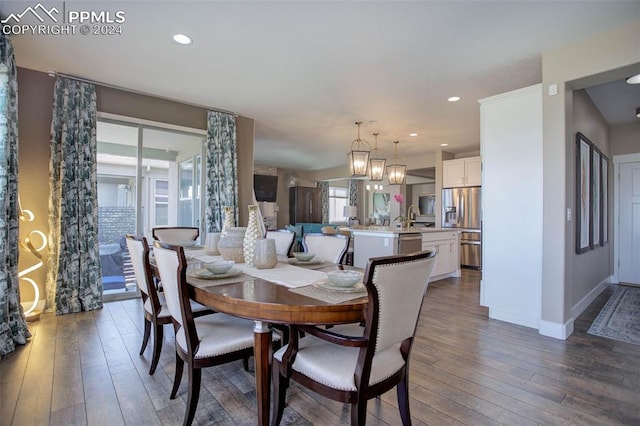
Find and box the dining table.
[179,249,369,426]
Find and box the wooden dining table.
[186,261,368,426]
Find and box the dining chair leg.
[242,356,250,372]
[351,395,368,426]
[184,367,201,426]
[271,364,288,426]
[140,318,151,355]
[149,323,164,375]
[397,371,411,425]
[171,354,184,399]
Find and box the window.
[328,186,348,223]
[154,179,169,226]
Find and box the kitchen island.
[351,227,461,281]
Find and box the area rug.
[587,286,640,346]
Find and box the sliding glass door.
[96,120,205,300]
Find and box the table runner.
[240,263,328,288]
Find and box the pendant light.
[348,122,371,177]
[386,140,406,185]
[368,132,386,182]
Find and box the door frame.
[612,152,640,283]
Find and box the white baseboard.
[488,308,539,330]
[571,276,611,320]
[538,319,574,340]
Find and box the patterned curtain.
[204,111,238,232]
[0,35,30,356]
[46,77,102,315]
[348,179,358,206]
[320,181,329,223]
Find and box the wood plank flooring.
[2,270,639,425]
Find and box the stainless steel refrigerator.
[442,186,482,269]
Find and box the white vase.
[243,205,262,267]
[253,238,277,269]
[221,206,235,238]
[218,227,246,263]
[205,232,220,255]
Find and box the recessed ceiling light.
[448,96,461,102]
[626,73,640,84]
[409,133,418,137]
[440,143,448,147]
[173,34,192,45]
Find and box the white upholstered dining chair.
[302,233,350,264]
[153,242,279,426]
[125,235,211,375]
[271,250,436,426]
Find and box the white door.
[619,161,640,284]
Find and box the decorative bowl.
[327,270,363,288]
[292,252,315,261]
[204,260,235,274]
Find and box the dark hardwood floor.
[2,270,639,425]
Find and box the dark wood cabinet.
[289,186,322,223]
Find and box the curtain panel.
[0,35,30,356]
[348,179,358,206]
[204,111,239,232]
[46,77,103,315]
[320,181,329,224]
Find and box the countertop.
[350,227,459,236]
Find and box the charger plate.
[287,258,323,266]
[189,266,243,280]
[312,279,366,294]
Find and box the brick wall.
[98,207,136,245]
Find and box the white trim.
[612,153,640,283]
[97,111,207,136]
[571,275,610,320]
[539,319,574,340]
[487,308,539,330]
[477,83,542,105]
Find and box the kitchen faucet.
[406,204,419,228]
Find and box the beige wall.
[569,90,611,308]
[611,122,640,156]
[541,20,640,334]
[17,68,55,303]
[16,67,254,303]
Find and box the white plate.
[287,258,323,265]
[312,279,366,293]
[189,266,243,280]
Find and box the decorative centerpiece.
[218,227,246,263]
[220,206,235,238]
[243,205,262,267]
[253,238,277,269]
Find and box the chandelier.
[368,132,386,182]
[348,121,370,177]
[386,140,406,185]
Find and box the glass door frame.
[97,114,207,301]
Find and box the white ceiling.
[3,1,639,172]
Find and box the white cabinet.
[421,231,460,280]
[442,156,482,188]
